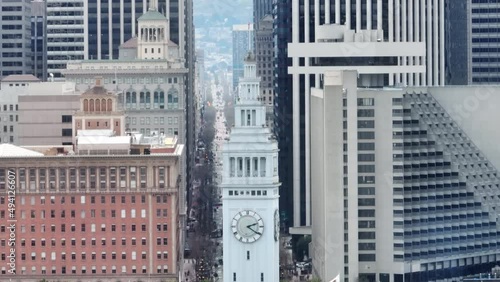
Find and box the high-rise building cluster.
[0,0,196,281]
[232,24,254,89]
[266,0,500,282]
[4,0,500,281]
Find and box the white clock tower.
[222,52,280,282]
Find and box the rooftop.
[233,24,254,31]
[1,75,41,83]
[78,135,131,145]
[81,77,114,96]
[0,144,44,157]
[120,37,138,49]
[138,10,167,21]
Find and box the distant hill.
[194,0,252,28]
[194,0,253,62]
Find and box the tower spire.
[149,0,158,11]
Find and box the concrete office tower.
[0,134,184,281]
[45,0,86,80]
[287,0,445,231]
[232,24,254,89]
[444,0,500,85]
[311,70,500,282]
[31,0,47,81]
[0,0,33,78]
[0,75,78,146]
[18,87,80,146]
[255,15,274,128]
[0,75,41,144]
[468,0,500,84]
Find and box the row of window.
[0,166,171,190]
[1,223,168,234]
[0,104,17,111]
[69,76,180,85]
[1,208,168,220]
[2,264,168,275]
[126,127,179,136]
[0,136,14,143]
[1,237,168,247]
[2,250,169,262]
[126,116,179,125]
[228,190,270,196]
[0,194,167,205]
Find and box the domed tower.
[137,0,170,60]
[222,51,280,282]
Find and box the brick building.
[0,132,185,281]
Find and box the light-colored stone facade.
[63,62,187,142]
[72,77,126,142]
[1,75,80,146]
[62,5,187,144]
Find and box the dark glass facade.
[86,0,181,60]
[445,0,468,85]
[253,0,273,29]
[273,0,296,228]
[31,0,47,81]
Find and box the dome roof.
[244,51,256,62]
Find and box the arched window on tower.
[83,99,89,112]
[154,91,159,109]
[159,91,165,109]
[154,90,163,109]
[101,99,106,112]
[89,99,94,112]
[126,92,131,109]
[95,99,100,112]
[131,92,137,108]
[145,91,151,108]
[107,99,112,112]
[140,92,145,109]
[167,88,178,109]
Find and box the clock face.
[274,209,280,242]
[231,210,264,243]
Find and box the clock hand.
[250,229,262,235]
[246,225,262,235]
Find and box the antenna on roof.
[248,22,251,51]
[149,0,158,11]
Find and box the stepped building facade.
[311,70,500,282]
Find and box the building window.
[359,254,376,261]
[62,115,72,123]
